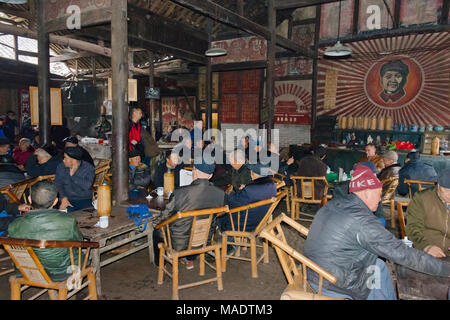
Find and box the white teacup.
[99,216,109,229]
[157,187,164,197]
[92,199,98,210]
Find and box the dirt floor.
[0,202,400,300]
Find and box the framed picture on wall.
[29,86,63,126]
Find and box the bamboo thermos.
[370,117,377,130]
[97,183,111,217]
[341,116,347,129]
[357,116,364,130]
[377,116,385,130]
[363,117,370,130]
[164,170,175,199]
[385,116,393,131]
[347,116,354,129]
[431,137,440,156]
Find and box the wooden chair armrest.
[0,238,99,249]
[155,205,229,230]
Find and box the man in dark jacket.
[25,148,62,178]
[377,150,401,182]
[0,193,30,236]
[217,161,277,235]
[153,150,184,189]
[63,136,94,166]
[54,147,95,213]
[8,181,83,281]
[128,149,151,199]
[0,138,24,188]
[304,165,450,300]
[213,149,252,192]
[397,151,438,197]
[152,158,225,269]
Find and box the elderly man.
[213,149,252,193]
[54,147,95,213]
[8,181,84,281]
[304,165,450,300]
[406,169,450,258]
[25,147,62,178]
[153,150,184,189]
[63,136,94,166]
[397,151,438,197]
[128,149,151,199]
[12,138,35,170]
[152,158,225,269]
[377,151,401,182]
[0,138,24,188]
[359,143,384,172]
[217,161,277,239]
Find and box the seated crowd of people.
[0,106,448,300]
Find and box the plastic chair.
[290,176,329,222]
[0,238,99,300]
[259,213,346,300]
[220,191,286,278]
[155,205,229,300]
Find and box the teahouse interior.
[0,0,448,301]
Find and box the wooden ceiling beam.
[0,4,33,20]
[170,0,315,58]
[274,0,340,10]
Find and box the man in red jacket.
[13,138,35,171]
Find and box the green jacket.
[8,209,84,280]
[406,187,450,255]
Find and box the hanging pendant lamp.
[324,0,352,58]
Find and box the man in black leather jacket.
[304,165,450,300]
[152,158,225,269]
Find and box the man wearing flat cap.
[152,157,225,270]
[304,165,450,300]
[216,160,276,250]
[54,147,95,213]
[379,59,410,103]
[63,136,94,166]
[406,169,450,258]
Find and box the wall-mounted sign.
[29,87,63,126]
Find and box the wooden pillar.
[266,0,276,144]
[148,52,156,139]
[311,4,322,134]
[205,19,213,133]
[111,0,129,204]
[37,0,50,146]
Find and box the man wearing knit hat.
[54,147,95,213]
[152,157,225,270]
[406,169,450,258]
[304,165,450,300]
[377,150,401,182]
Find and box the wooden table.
[74,204,165,297]
[395,257,450,300]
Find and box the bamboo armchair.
[290,176,329,222]
[396,201,409,239]
[0,238,99,300]
[221,191,286,279]
[259,213,346,300]
[0,248,13,278]
[404,179,437,199]
[271,171,291,214]
[0,177,37,204]
[155,205,229,300]
[381,177,399,228]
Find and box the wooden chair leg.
[285,191,291,214]
[221,235,228,273]
[10,277,20,300]
[87,272,98,300]
[397,203,406,239]
[158,245,165,285]
[199,253,205,276]
[291,199,296,220]
[390,200,396,228]
[58,288,68,300]
[214,246,223,291]
[172,254,179,300]
[250,238,257,279]
[263,239,269,264]
[48,289,58,300]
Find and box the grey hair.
[19,138,31,145]
[35,148,51,159]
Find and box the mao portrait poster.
[316,31,450,127]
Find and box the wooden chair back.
[93,165,111,188]
[290,176,329,203]
[259,213,345,300]
[155,206,229,252]
[404,179,437,199]
[0,238,99,300]
[381,177,399,202]
[93,158,112,170]
[0,177,37,204]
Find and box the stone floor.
[0,201,401,300]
